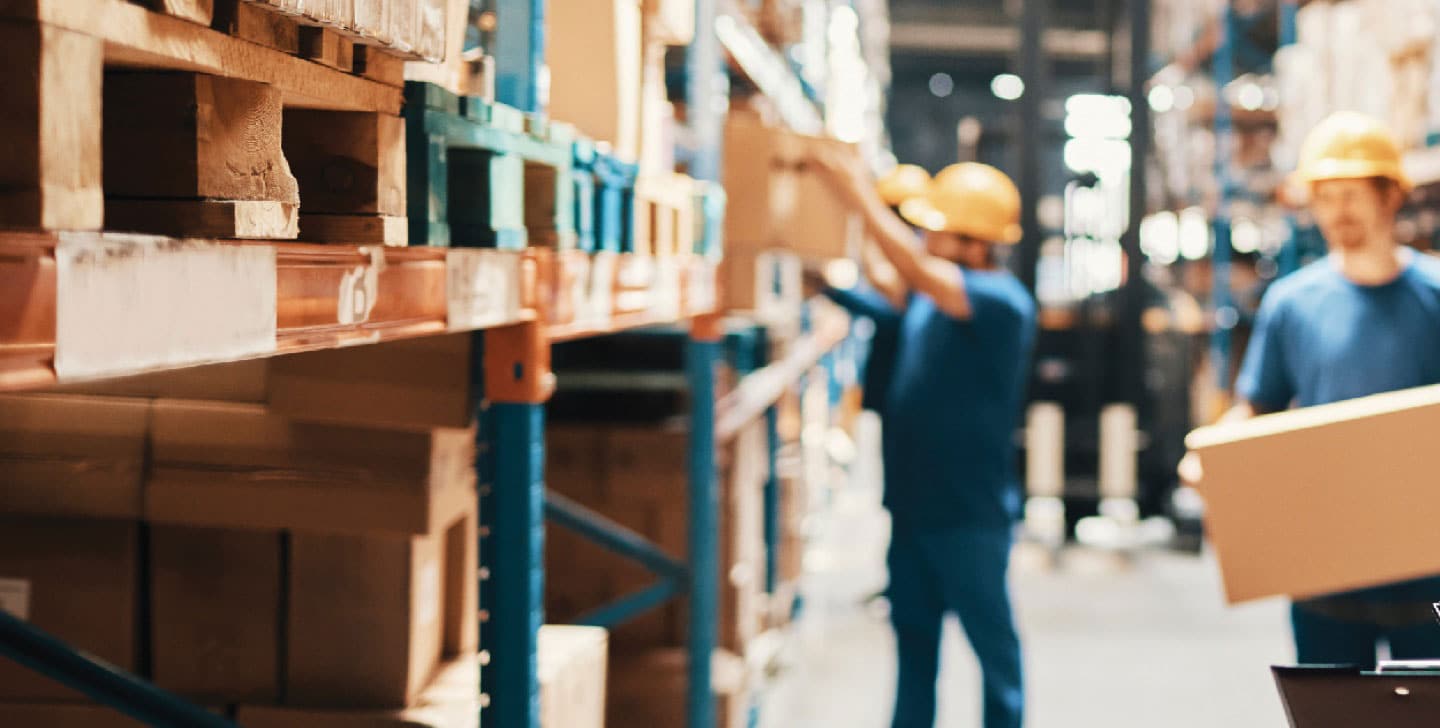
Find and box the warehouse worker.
[1185,111,1440,667]
[812,155,1036,728]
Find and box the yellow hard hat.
[899,163,1023,244]
[1292,111,1412,192]
[875,164,932,207]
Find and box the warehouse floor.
[759,428,1293,728]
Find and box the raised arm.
[810,151,974,319]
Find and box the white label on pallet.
[0,578,31,621]
[54,234,277,380]
[576,254,616,326]
[447,250,524,330]
[686,261,718,314]
[337,248,383,326]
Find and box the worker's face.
[926,231,992,269]
[1310,178,1401,251]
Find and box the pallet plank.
[212,0,299,55]
[106,200,300,239]
[297,213,406,245]
[298,24,353,72]
[140,0,214,25]
[0,0,402,113]
[0,21,103,230]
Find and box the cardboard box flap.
[1186,383,1440,450]
[0,395,149,459]
[150,400,469,483]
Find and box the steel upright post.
[686,314,724,728]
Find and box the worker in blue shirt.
[1184,111,1440,667]
[812,154,1037,728]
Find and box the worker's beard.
[1325,220,1370,252]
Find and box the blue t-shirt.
[883,268,1037,527]
[823,285,903,414]
[1237,253,1440,603]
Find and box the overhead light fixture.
[991,73,1024,101]
[929,72,955,98]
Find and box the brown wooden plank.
[284,110,404,216]
[212,0,300,54]
[141,0,214,25]
[352,44,404,87]
[297,214,406,245]
[105,72,299,205]
[0,21,103,231]
[106,199,300,239]
[298,24,353,72]
[0,0,402,113]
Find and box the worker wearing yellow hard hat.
[1183,110,1440,668]
[810,150,1035,728]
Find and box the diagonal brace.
[544,490,688,581]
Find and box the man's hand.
[807,146,871,209]
[1177,451,1204,488]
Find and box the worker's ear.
[1382,180,1407,213]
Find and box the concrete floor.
[758,439,1294,728]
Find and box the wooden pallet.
[139,0,447,70]
[0,230,719,389]
[404,82,576,249]
[633,173,697,256]
[0,0,407,243]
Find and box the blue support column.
[1277,0,1302,278]
[687,320,723,728]
[496,0,547,113]
[763,403,781,593]
[0,611,237,728]
[477,322,552,728]
[686,0,726,182]
[482,401,545,728]
[1211,4,1236,389]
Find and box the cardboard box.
[146,399,475,535]
[268,334,474,431]
[606,648,750,728]
[782,137,863,260]
[0,520,138,701]
[643,0,694,45]
[722,114,802,245]
[0,704,148,727]
[1187,384,1440,603]
[548,0,643,160]
[45,359,268,402]
[538,625,608,728]
[719,247,803,323]
[286,505,476,709]
[238,657,480,728]
[150,526,283,704]
[0,395,149,519]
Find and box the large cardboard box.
[286,505,477,709]
[719,247,802,323]
[150,526,283,704]
[606,648,750,728]
[146,399,475,535]
[1187,384,1440,603]
[722,114,802,245]
[0,395,149,519]
[267,334,474,431]
[0,520,138,701]
[538,625,608,728]
[548,0,643,160]
[238,657,479,728]
[0,704,147,727]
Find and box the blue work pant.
[886,523,1023,728]
[1292,603,1440,668]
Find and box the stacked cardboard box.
[538,625,609,728]
[545,420,770,656]
[721,112,861,317]
[0,356,480,723]
[607,647,752,728]
[548,0,644,162]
